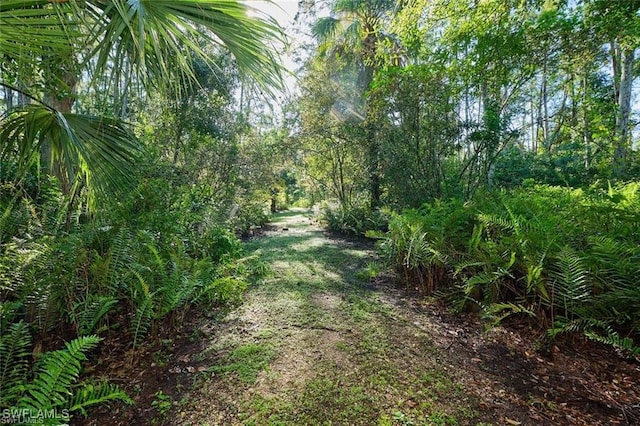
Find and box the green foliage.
[0,159,254,351]
[356,262,381,282]
[0,163,254,419]
[379,199,474,295]
[548,318,640,359]
[0,328,131,423]
[0,0,290,421]
[22,336,101,410]
[196,277,248,306]
[0,105,143,206]
[71,294,118,336]
[380,183,640,354]
[370,64,460,206]
[151,390,173,419]
[321,199,388,235]
[209,343,275,384]
[296,0,640,217]
[0,321,31,407]
[1,0,284,203]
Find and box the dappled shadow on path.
[174,210,500,425]
[244,211,376,295]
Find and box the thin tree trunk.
[542,58,549,146]
[611,42,621,102]
[582,71,592,170]
[613,47,634,177]
[530,93,536,152]
[3,86,14,111]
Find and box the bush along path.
[85,209,639,426]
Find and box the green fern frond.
[483,302,536,326]
[20,335,101,411]
[478,213,515,232]
[547,317,599,339]
[73,295,118,336]
[465,272,497,289]
[549,317,640,359]
[0,321,32,407]
[588,236,639,289]
[588,236,628,260]
[145,241,166,271]
[525,251,547,298]
[153,281,180,319]
[69,381,133,416]
[131,293,153,350]
[583,330,640,358]
[548,246,590,314]
[467,222,484,252]
[453,260,485,277]
[107,227,134,289]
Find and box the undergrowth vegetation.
[377,182,640,358]
[321,198,389,235]
[0,166,264,422]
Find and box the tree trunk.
[43,66,77,195]
[582,72,592,170]
[613,47,634,177]
[3,86,14,111]
[362,58,381,210]
[541,57,549,148]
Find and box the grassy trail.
[176,210,521,426]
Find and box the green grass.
[209,343,275,384]
[188,210,483,425]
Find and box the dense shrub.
[0,170,254,420]
[379,182,640,356]
[321,198,389,235]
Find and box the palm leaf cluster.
[1,0,283,203]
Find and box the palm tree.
[0,0,283,205]
[312,0,397,209]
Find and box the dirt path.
[102,210,639,426]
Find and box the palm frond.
[0,0,81,61]
[0,105,143,204]
[343,19,363,45]
[313,16,341,40]
[334,0,395,16]
[483,302,536,326]
[81,0,284,96]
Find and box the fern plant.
[547,246,591,323]
[0,325,131,423]
[380,212,450,295]
[129,268,154,352]
[0,321,31,407]
[71,294,119,336]
[548,318,640,360]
